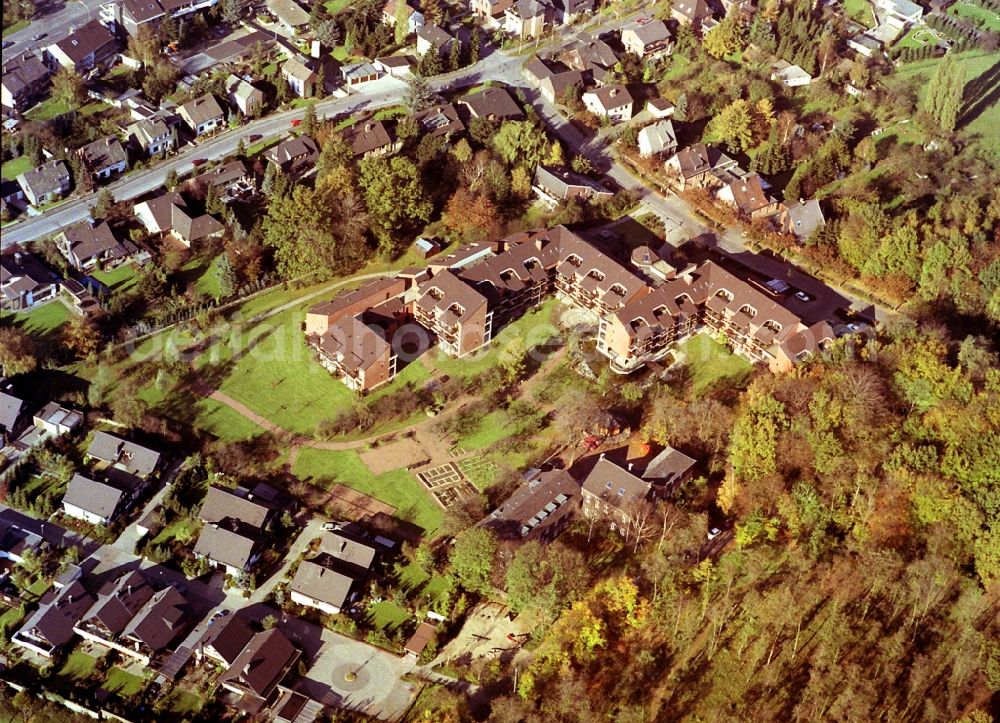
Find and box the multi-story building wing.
[415,270,493,357]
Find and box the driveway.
[248,515,326,604]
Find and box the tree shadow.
[959,58,1000,129]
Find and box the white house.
[582,84,635,122]
[638,120,678,157]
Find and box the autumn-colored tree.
[62,316,101,359]
[0,327,38,376]
[442,187,497,240]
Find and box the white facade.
[62,501,112,526]
[290,589,341,615]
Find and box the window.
[428,287,443,301]
[618,487,625,496]
[587,269,606,282]
[763,319,782,333]
[675,293,693,306]
[610,283,627,297]
[566,254,582,267]
[604,481,612,490]
[447,302,465,316]
[716,289,734,302]
[738,304,757,318]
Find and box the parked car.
[247,133,262,142]
[191,158,207,166]
[1,40,14,49]
[794,291,811,302]
[31,33,46,41]
[707,527,722,540]
[291,118,301,127]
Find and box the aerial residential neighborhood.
[1,0,998,720]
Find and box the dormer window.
[609,283,627,297]
[716,289,733,302]
[428,287,443,301]
[763,319,782,333]
[739,304,756,318]
[566,254,582,268]
[675,293,693,306]
[448,302,465,316]
[500,269,516,282]
[653,305,668,318]
[587,269,605,282]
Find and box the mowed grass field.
[676,334,753,396]
[292,448,444,534]
[891,50,1000,158]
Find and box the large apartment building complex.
[303,225,833,391]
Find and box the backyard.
[6,298,73,345]
[675,334,754,396]
[948,2,1000,31]
[1,154,33,181]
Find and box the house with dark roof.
[716,173,779,219]
[416,23,455,56]
[0,392,25,440]
[504,0,549,39]
[178,94,225,137]
[61,472,148,525]
[471,0,515,28]
[381,0,424,34]
[134,191,224,248]
[197,613,255,667]
[622,20,673,58]
[219,628,301,713]
[193,486,274,576]
[1,251,59,312]
[56,220,133,271]
[458,87,525,122]
[16,161,71,206]
[664,143,740,191]
[127,116,177,157]
[582,84,634,121]
[266,0,310,33]
[86,431,162,479]
[289,531,379,614]
[192,159,255,202]
[343,120,399,159]
[44,20,119,73]
[13,581,94,657]
[534,165,614,203]
[524,57,585,104]
[102,0,222,38]
[412,104,465,138]
[264,135,319,179]
[481,469,579,541]
[1,53,51,117]
[78,136,129,181]
[558,33,617,82]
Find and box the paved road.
[0,51,523,250]
[1,0,106,63]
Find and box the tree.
[673,93,688,121]
[403,74,436,112]
[511,165,532,197]
[164,168,179,191]
[707,98,756,153]
[923,52,966,132]
[92,189,115,220]
[217,254,237,298]
[571,156,594,175]
[442,188,497,240]
[470,26,480,64]
[422,0,444,25]
[62,316,101,359]
[0,327,37,376]
[492,121,548,166]
[222,0,243,25]
[52,66,86,108]
[302,101,317,136]
[128,24,161,66]
[817,33,837,76]
[394,0,409,44]
[111,382,149,429]
[359,155,432,243]
[315,135,351,179]
[544,140,566,167]
[452,137,473,164]
[449,528,497,595]
[449,37,462,71]
[703,13,746,59]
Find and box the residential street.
[1,0,108,64]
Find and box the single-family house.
[458,87,525,121]
[281,56,317,98]
[178,95,225,137]
[771,60,813,87]
[550,0,594,24]
[637,119,678,157]
[193,486,274,576]
[416,23,455,56]
[1,53,51,117]
[671,0,712,28]
[646,97,675,118]
[622,20,673,58]
[471,0,515,29]
[61,471,148,525]
[32,402,83,437]
[381,0,424,34]
[16,161,71,206]
[557,32,617,85]
[266,0,310,33]
[342,120,399,159]
[78,136,129,181]
[716,173,779,219]
[219,629,301,712]
[288,531,378,614]
[582,84,634,121]
[412,103,465,137]
[128,116,177,157]
[87,430,162,478]
[504,0,549,40]
[0,392,24,441]
[44,20,119,73]
[534,165,614,203]
[12,581,94,657]
[263,135,319,178]
[875,0,923,24]
[1,251,59,312]
[134,192,224,248]
[721,0,756,16]
[225,75,265,117]
[778,199,825,240]
[56,220,132,271]
[664,143,739,191]
[196,613,255,667]
[481,469,579,541]
[192,159,255,202]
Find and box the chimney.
[628,463,633,471]
[599,452,605,460]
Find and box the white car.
[846,322,865,332]
[794,291,811,302]
[707,527,722,540]
[321,521,344,531]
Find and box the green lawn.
[293,448,444,534]
[332,45,351,62]
[26,98,72,121]
[167,690,203,715]
[102,668,147,698]
[367,600,411,631]
[0,606,24,636]
[888,50,1000,157]
[324,0,352,14]
[1,155,33,180]
[398,561,452,607]
[59,651,97,681]
[2,18,30,36]
[676,334,753,396]
[9,299,73,340]
[151,516,200,546]
[843,0,874,27]
[93,264,140,294]
[949,2,1000,31]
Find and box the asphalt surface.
[1,0,107,63]
[0,50,523,250]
